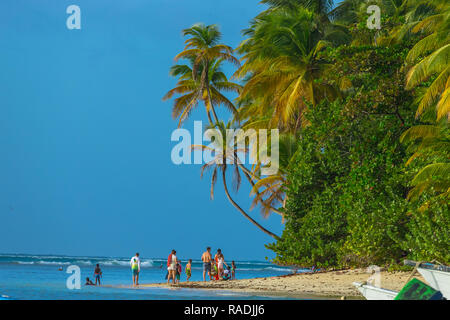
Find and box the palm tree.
[405,6,450,121]
[248,133,301,220]
[329,0,363,25]
[400,122,450,201]
[174,23,240,125]
[330,0,442,46]
[163,57,241,127]
[192,121,280,239]
[235,7,341,131]
[399,2,450,207]
[387,0,445,43]
[261,0,335,17]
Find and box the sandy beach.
[140,269,423,299]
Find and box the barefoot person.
[201,247,212,281]
[130,253,141,286]
[85,277,94,286]
[231,261,236,280]
[167,250,177,284]
[94,264,102,286]
[176,260,182,283]
[186,259,192,282]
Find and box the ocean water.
[0,254,307,300]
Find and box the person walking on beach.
[130,253,141,286]
[186,259,192,282]
[94,264,102,285]
[201,247,212,281]
[167,249,177,284]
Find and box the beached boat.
[352,282,398,300]
[404,260,450,299]
[354,261,450,300]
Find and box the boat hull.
[353,282,398,300]
[418,268,450,299]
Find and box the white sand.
[140,269,423,299]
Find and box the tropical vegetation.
[164,0,449,268]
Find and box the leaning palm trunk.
[197,62,217,126]
[238,162,285,219]
[204,62,220,124]
[221,166,280,240]
[207,85,219,124]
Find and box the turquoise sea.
[0,254,307,300]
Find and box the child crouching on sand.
[222,266,231,281]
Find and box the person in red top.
[167,250,174,267]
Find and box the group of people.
[85,251,238,287]
[85,263,103,286]
[201,247,236,282]
[166,247,236,284]
[165,250,188,284]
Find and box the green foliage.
[403,195,450,263]
[266,3,450,269]
[167,0,450,268]
[268,45,447,268]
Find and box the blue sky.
[0,0,290,261]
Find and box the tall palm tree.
[174,24,240,125]
[235,7,341,131]
[192,122,280,239]
[163,57,241,127]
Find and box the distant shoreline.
[127,269,424,299]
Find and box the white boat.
[404,260,450,299]
[353,282,398,300]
